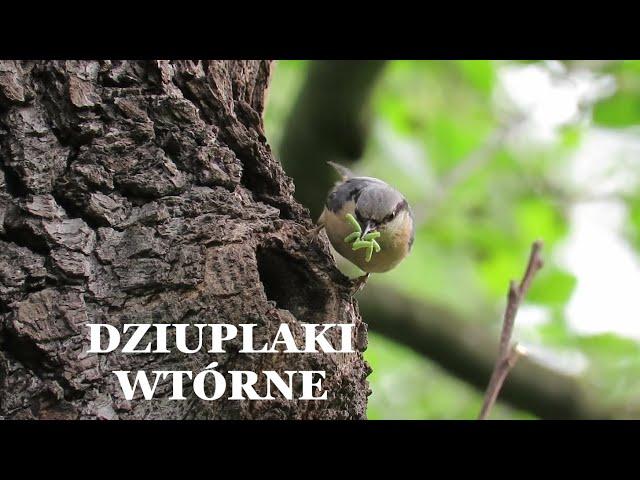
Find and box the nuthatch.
[316,162,415,288]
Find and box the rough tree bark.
[0,60,370,420]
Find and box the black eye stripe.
[384,199,408,222]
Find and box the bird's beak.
[361,221,375,239]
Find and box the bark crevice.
[0,60,369,419]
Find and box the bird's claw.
[350,273,370,295]
[308,224,325,238]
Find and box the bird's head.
[354,182,414,245]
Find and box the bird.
[315,162,415,290]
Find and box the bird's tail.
[327,161,355,180]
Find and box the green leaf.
[455,60,496,95]
[560,125,583,150]
[593,61,640,127]
[577,333,640,359]
[628,195,640,251]
[593,92,640,127]
[515,197,568,247]
[527,268,577,306]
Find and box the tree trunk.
[0,60,370,420]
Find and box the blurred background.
[264,60,640,419]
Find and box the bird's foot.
[308,224,324,238]
[305,224,326,247]
[306,223,325,242]
[350,273,370,295]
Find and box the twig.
[478,240,544,420]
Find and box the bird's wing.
[327,161,355,180]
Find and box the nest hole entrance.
[256,246,329,322]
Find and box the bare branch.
[478,344,528,420]
[478,240,544,420]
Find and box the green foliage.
[457,60,496,95]
[527,268,577,306]
[365,333,535,419]
[373,61,496,174]
[266,60,640,420]
[576,334,640,414]
[594,93,640,127]
[263,60,308,151]
[593,61,640,127]
[627,194,640,251]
